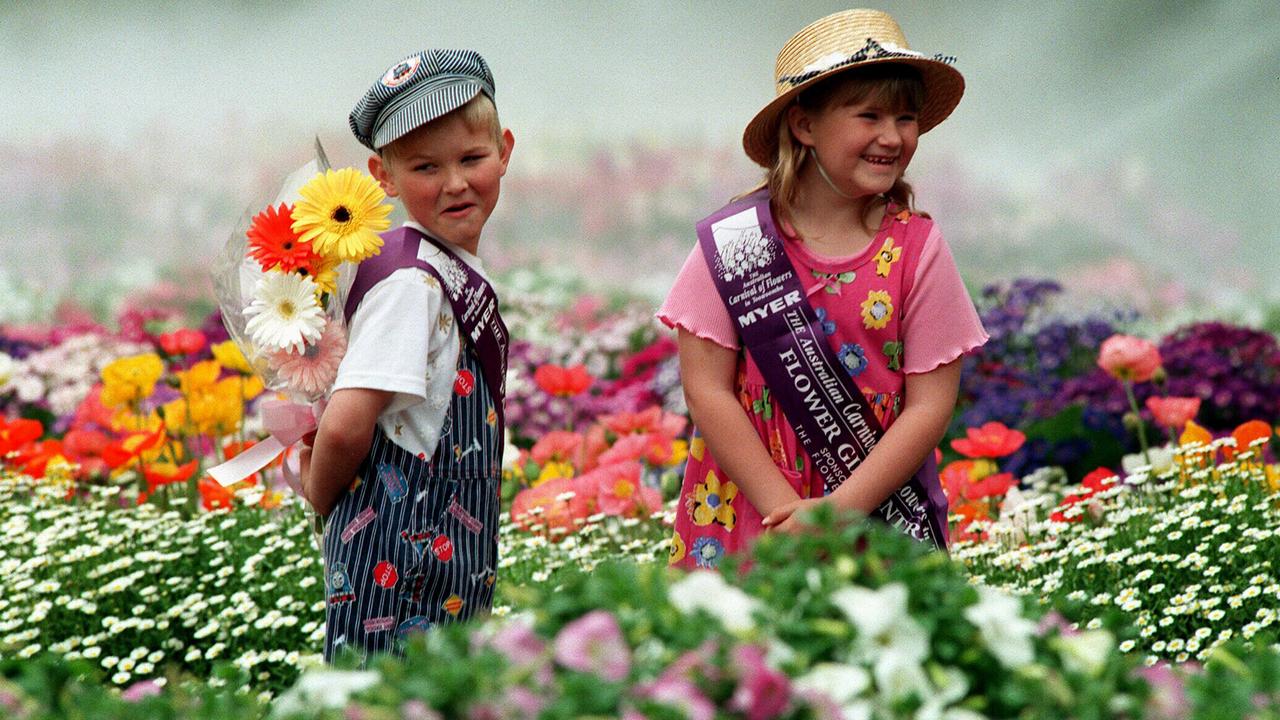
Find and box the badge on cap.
[381,55,421,88]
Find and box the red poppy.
[533,364,593,397]
[1049,493,1091,523]
[61,428,112,479]
[0,417,44,457]
[1081,467,1119,493]
[198,477,235,511]
[102,427,166,469]
[965,471,1016,500]
[950,421,1026,459]
[245,202,321,273]
[11,438,65,478]
[158,328,208,356]
[1145,396,1200,431]
[939,460,977,501]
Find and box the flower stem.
[1123,380,1152,467]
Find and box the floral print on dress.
[668,530,687,565]
[811,269,856,295]
[751,387,774,420]
[861,290,894,329]
[689,469,738,530]
[838,343,868,377]
[689,536,725,569]
[883,340,904,371]
[815,307,836,336]
[874,237,902,277]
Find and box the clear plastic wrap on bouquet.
[207,139,393,488]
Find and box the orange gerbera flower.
[246,203,322,273]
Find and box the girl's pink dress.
[658,206,988,570]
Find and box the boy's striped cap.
[349,49,495,151]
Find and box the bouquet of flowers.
[209,140,393,487]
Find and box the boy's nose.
[442,166,468,193]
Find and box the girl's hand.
[762,497,825,533]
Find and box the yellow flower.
[237,375,265,401]
[860,290,894,330]
[178,360,222,396]
[100,354,164,408]
[291,168,392,263]
[668,531,687,565]
[211,341,253,374]
[1265,464,1279,493]
[692,469,737,530]
[309,255,341,298]
[533,461,575,486]
[111,408,162,434]
[667,439,689,467]
[874,236,902,277]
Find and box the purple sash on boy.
[345,226,509,437]
[696,189,946,547]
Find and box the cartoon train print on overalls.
[322,344,502,662]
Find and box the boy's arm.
[301,387,394,517]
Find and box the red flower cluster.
[534,364,594,397]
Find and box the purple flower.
[552,610,631,681]
[729,644,791,720]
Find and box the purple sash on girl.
[696,190,946,547]
[345,227,509,436]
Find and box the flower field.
[1,270,1278,718]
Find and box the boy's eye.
[414,163,437,172]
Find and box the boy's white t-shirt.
[331,222,488,459]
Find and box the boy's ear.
[786,104,815,148]
[497,128,515,176]
[368,154,399,197]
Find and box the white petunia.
[1053,629,1114,677]
[668,570,763,635]
[793,662,870,705]
[244,272,325,354]
[963,585,1037,668]
[270,669,381,718]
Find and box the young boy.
[299,48,514,662]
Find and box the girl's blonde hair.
[748,65,927,232]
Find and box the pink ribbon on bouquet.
[207,397,322,492]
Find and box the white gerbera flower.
[244,272,325,354]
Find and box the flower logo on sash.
[690,469,737,530]
[713,226,777,282]
[860,290,894,330]
[436,254,469,301]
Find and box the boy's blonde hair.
[759,65,927,231]
[380,92,503,161]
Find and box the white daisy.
[243,272,325,354]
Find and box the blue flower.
[689,536,725,569]
[837,343,868,377]
[814,307,836,336]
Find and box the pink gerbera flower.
[269,318,347,396]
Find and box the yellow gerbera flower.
[291,168,392,263]
[100,354,164,408]
[874,237,902,277]
[211,341,253,374]
[860,290,894,330]
[668,530,687,565]
[309,255,341,298]
[691,469,737,530]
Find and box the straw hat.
[743,9,964,167]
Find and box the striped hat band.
[371,73,493,150]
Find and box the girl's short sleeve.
[900,225,988,374]
[656,244,740,350]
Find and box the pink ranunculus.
[1097,334,1162,383]
[1144,396,1201,431]
[552,610,631,681]
[530,430,584,466]
[729,644,791,720]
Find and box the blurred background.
[3,0,1278,323]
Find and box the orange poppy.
[198,477,235,511]
[0,417,43,457]
[951,421,1026,459]
[102,427,167,469]
[533,364,593,398]
[1224,420,1274,461]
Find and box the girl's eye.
[898,114,918,123]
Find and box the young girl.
[660,9,987,570]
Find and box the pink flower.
[584,461,662,517]
[269,318,347,397]
[1136,663,1190,720]
[950,421,1026,458]
[1144,396,1201,431]
[121,679,163,702]
[1097,334,1161,383]
[729,645,791,720]
[602,406,687,437]
[489,621,547,670]
[637,677,715,720]
[510,476,592,534]
[530,430,584,465]
[399,700,443,720]
[552,610,631,681]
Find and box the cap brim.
[742,58,964,167]
[371,80,488,150]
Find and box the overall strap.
[696,190,945,547]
